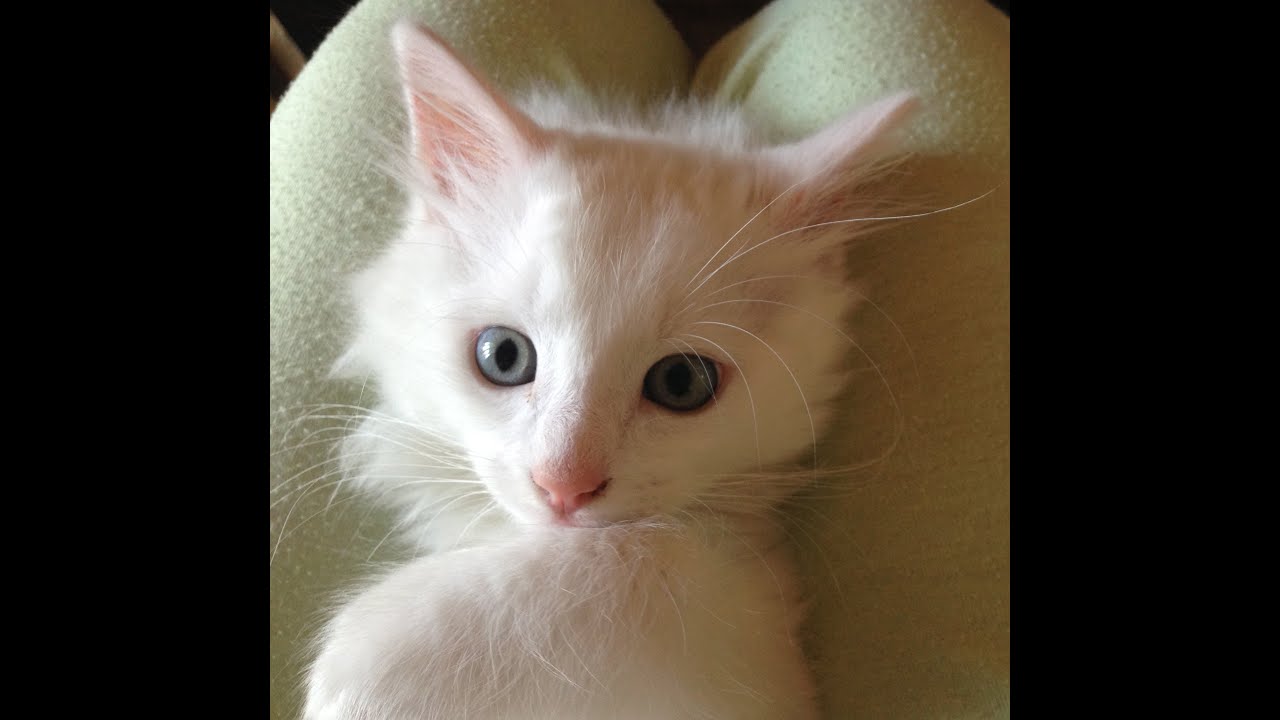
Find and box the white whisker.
[682,174,810,291]
[686,187,999,300]
[693,298,905,450]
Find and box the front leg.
[304,543,520,720]
[305,525,817,720]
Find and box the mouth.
[551,515,600,528]
[549,506,609,529]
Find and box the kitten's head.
[341,22,915,528]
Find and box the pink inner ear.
[758,92,917,224]
[407,93,505,190]
[392,21,547,195]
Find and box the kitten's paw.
[304,627,409,720]
[302,645,363,720]
[301,555,477,720]
[300,690,345,720]
[303,610,413,720]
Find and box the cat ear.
[762,93,917,216]
[391,21,547,195]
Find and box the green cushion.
[271,1,1008,717]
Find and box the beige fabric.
[271,0,1008,717]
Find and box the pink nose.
[532,466,608,515]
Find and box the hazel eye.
[643,354,719,412]
[475,326,536,386]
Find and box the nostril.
[589,479,610,498]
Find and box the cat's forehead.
[567,137,761,216]
[519,144,762,306]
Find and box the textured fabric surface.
[270,0,1008,717]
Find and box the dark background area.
[272,1,1010,63]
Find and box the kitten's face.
[343,24,913,528]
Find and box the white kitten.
[304,21,915,720]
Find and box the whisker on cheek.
[699,297,905,457]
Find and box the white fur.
[305,22,914,720]
[308,523,813,720]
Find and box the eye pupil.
[664,363,692,397]
[495,339,518,371]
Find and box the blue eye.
[643,354,718,411]
[475,327,536,386]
